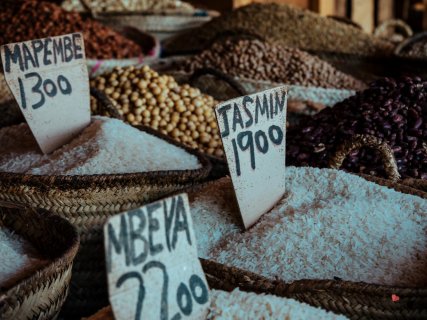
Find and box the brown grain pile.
[164,3,394,56]
[179,39,366,90]
[0,1,142,59]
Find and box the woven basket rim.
[182,172,427,294]
[0,206,79,297]
[0,124,211,190]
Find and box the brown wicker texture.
[0,95,212,318]
[183,175,427,319]
[328,133,427,193]
[0,204,79,320]
[328,134,401,182]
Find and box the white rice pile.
[0,228,44,288]
[208,289,347,319]
[191,167,427,287]
[0,117,200,175]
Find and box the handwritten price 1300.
[18,72,72,110]
[117,261,209,320]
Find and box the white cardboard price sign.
[215,86,288,229]
[0,33,90,154]
[104,193,210,320]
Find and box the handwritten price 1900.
[17,72,72,110]
[117,261,209,320]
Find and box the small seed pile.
[0,228,44,288]
[287,77,427,179]
[179,39,365,90]
[164,3,394,55]
[91,66,223,157]
[62,0,194,13]
[0,1,142,59]
[0,117,201,175]
[191,167,427,287]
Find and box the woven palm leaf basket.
[178,149,427,319]
[80,171,427,320]
[0,90,212,318]
[0,204,79,320]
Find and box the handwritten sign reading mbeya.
[0,33,90,153]
[215,86,287,229]
[105,193,210,320]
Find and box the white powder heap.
[0,228,44,288]
[191,167,427,287]
[0,117,201,175]
[208,289,347,319]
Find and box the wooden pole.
[352,0,375,32]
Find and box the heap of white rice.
[208,289,347,319]
[191,167,427,287]
[0,228,44,288]
[0,117,200,175]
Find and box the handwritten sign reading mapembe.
[215,86,287,229]
[0,33,90,154]
[105,193,210,320]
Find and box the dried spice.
[0,1,142,59]
[164,3,394,56]
[179,39,366,90]
[286,77,427,179]
[399,39,427,59]
[91,66,223,157]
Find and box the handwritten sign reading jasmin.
[215,86,288,229]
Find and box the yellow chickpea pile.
[90,65,223,157]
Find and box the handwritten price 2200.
[117,261,209,320]
[17,72,72,109]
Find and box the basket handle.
[374,19,413,39]
[328,134,400,182]
[90,87,124,120]
[189,67,247,97]
[394,30,427,55]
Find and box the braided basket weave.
[0,204,79,320]
[0,115,211,318]
[183,172,427,319]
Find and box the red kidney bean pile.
[0,1,142,59]
[286,77,427,179]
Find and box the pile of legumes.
[0,117,201,175]
[90,66,223,157]
[190,167,427,287]
[164,3,394,55]
[178,39,366,90]
[86,289,347,320]
[0,1,142,59]
[287,77,427,179]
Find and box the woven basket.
[394,31,427,60]
[0,109,211,318]
[0,204,79,320]
[83,173,427,319]
[329,134,427,193]
[184,173,427,319]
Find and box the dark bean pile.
[0,1,142,59]
[179,39,366,90]
[286,77,427,179]
[164,3,394,56]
